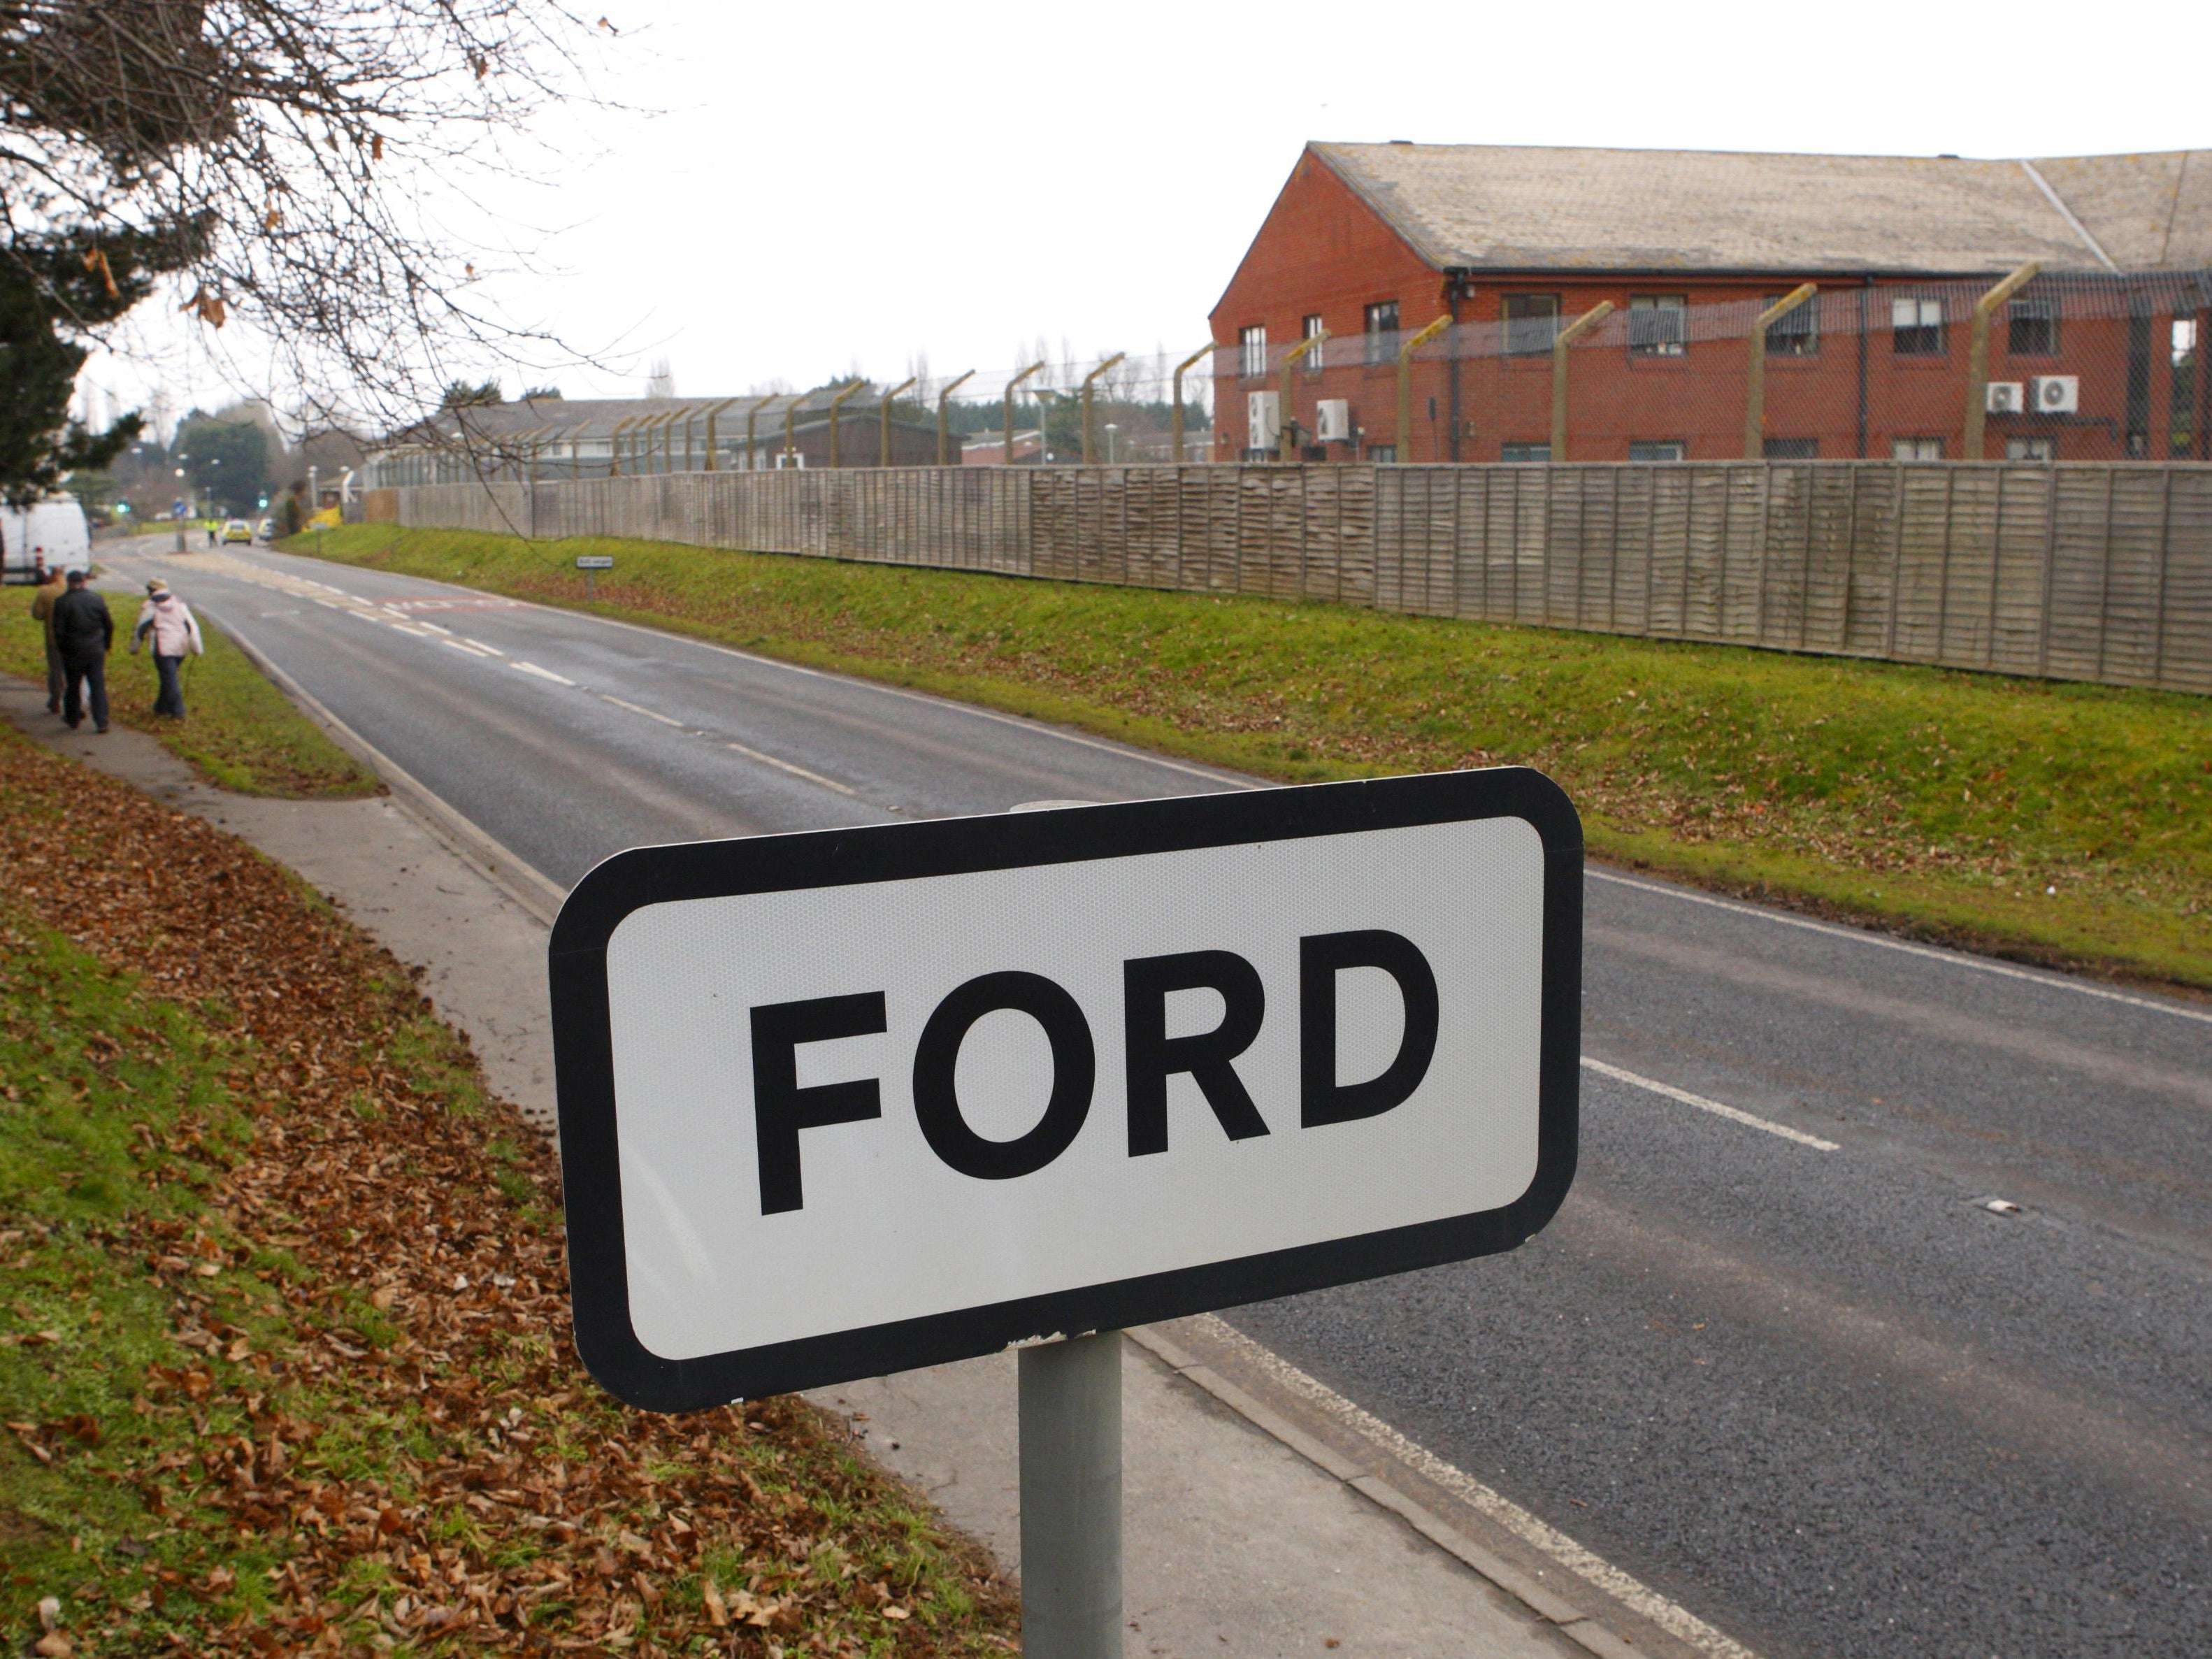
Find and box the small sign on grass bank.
[575,554,613,598]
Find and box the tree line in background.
[73,403,362,526]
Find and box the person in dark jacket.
[50,570,113,733]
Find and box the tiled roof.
[1310,143,2212,274]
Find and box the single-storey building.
[1210,143,2212,463]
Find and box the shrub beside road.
[294,524,2210,992]
[0,603,379,798]
[0,724,1015,1656]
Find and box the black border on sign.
[549,768,1581,1414]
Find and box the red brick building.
[1210,144,2212,464]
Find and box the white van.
[0,497,92,582]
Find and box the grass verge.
[0,598,379,798]
[294,523,2211,991]
[0,720,1014,1656]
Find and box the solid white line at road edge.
[1582,1056,1840,1151]
[1186,1313,1762,1659]
[1589,868,2212,1028]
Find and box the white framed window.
[1502,294,1560,357]
[1628,296,1687,357]
[2006,436,2057,461]
[1893,296,1944,356]
[1893,436,1944,460]
[2007,297,2059,357]
[1302,313,1326,373]
[1765,292,1818,357]
[1240,325,1267,380]
[1365,301,1399,364]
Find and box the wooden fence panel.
[392,459,2212,694]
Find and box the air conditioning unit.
[2031,375,2080,415]
[1985,381,2024,415]
[1248,390,1281,450]
[1315,399,1351,443]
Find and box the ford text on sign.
[550,770,1581,1412]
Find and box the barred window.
[1628,296,1687,357]
[2008,297,2059,357]
[1502,294,1559,357]
[1365,300,1399,364]
[1500,441,1551,462]
[1240,325,1267,380]
[1766,293,1818,357]
[1762,438,1818,459]
[1893,296,1944,356]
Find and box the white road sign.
[574,554,615,570]
[551,770,1581,1410]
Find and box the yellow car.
[222,519,252,543]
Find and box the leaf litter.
[0,723,1015,1656]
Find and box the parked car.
[257,517,274,540]
[223,519,252,543]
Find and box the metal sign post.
[547,770,1581,1653]
[1020,1333,1122,1657]
[575,552,613,600]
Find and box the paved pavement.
[88,542,2212,1658]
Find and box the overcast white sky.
[81,0,2210,431]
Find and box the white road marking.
[570,606,1250,788]
[511,661,576,686]
[1589,868,2212,1027]
[725,740,856,796]
[386,622,436,638]
[601,694,685,728]
[1581,1056,1840,1151]
[441,638,497,658]
[1189,1314,1762,1659]
[415,620,453,635]
[462,638,505,656]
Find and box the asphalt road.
[107,543,2212,1658]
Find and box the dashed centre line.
[510,661,576,686]
[600,694,686,728]
[1581,1056,1841,1151]
[725,740,856,796]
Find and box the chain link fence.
[1223,269,2210,467]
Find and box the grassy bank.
[0,598,378,798]
[296,523,2210,991]
[0,720,1014,1656]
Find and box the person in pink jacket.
[129,578,205,719]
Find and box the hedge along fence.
[382,460,2212,695]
